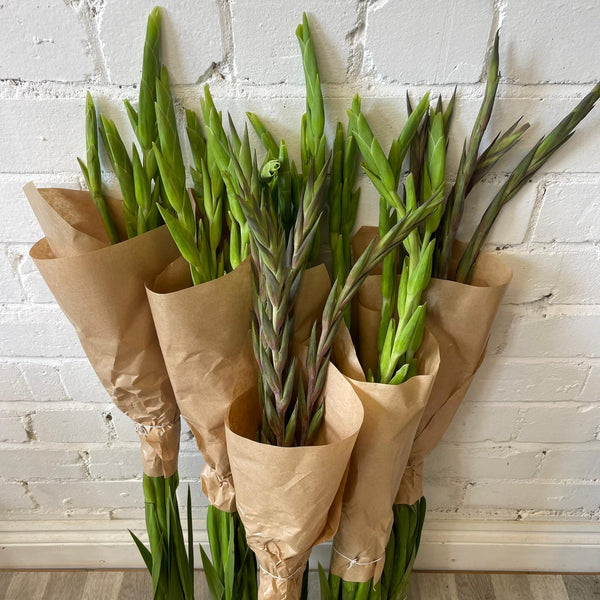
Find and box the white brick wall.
[0,0,598,537]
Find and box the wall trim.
[1,518,599,572]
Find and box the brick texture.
[0,0,599,537]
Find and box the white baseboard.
[1,518,599,572]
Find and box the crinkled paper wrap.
[329,326,440,583]
[146,261,332,511]
[25,184,181,477]
[352,226,512,505]
[396,246,512,504]
[225,362,364,600]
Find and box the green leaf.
[129,529,153,573]
[200,544,225,600]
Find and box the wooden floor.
[0,570,598,599]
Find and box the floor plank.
[562,574,600,599]
[491,573,535,600]
[193,570,211,600]
[527,574,570,600]
[0,573,13,597]
[406,574,421,600]
[415,572,459,600]
[81,571,123,600]
[42,571,87,600]
[455,573,495,600]
[4,572,49,599]
[1,570,599,599]
[305,571,320,599]
[118,571,153,600]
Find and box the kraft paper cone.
[25,183,182,477]
[351,226,512,505]
[225,362,364,600]
[146,261,332,511]
[396,245,512,504]
[329,326,440,583]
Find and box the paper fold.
[225,363,364,600]
[26,184,181,477]
[351,226,512,505]
[329,325,440,583]
[396,247,512,504]
[147,260,332,511]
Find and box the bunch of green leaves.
[247,12,327,252]
[130,473,194,600]
[328,122,361,328]
[208,113,442,445]
[302,196,441,443]
[378,498,426,600]
[433,35,600,283]
[319,566,381,600]
[78,92,121,244]
[200,506,258,600]
[153,75,251,285]
[318,498,426,600]
[348,93,447,385]
[97,6,164,239]
[453,79,600,283]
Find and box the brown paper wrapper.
[225,361,364,600]
[329,326,440,583]
[25,184,182,477]
[351,226,512,505]
[146,261,332,511]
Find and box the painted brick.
[539,447,600,480]
[1,0,600,536]
[467,358,588,404]
[0,448,82,480]
[422,479,464,511]
[109,408,140,443]
[0,362,33,402]
[495,250,557,305]
[0,176,80,243]
[515,404,600,443]
[464,481,600,512]
[487,307,517,356]
[366,0,492,83]
[500,0,600,83]
[0,99,85,174]
[99,0,222,85]
[60,361,108,404]
[0,246,24,303]
[178,452,205,480]
[0,483,34,511]
[426,444,540,481]
[0,306,84,358]
[0,414,28,443]
[20,362,66,402]
[456,178,536,246]
[18,252,55,304]
[31,409,107,443]
[87,445,142,480]
[231,0,357,85]
[534,181,600,243]
[0,0,94,82]
[551,249,600,304]
[502,311,600,358]
[28,481,144,509]
[442,403,520,443]
[496,247,600,306]
[580,367,600,403]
